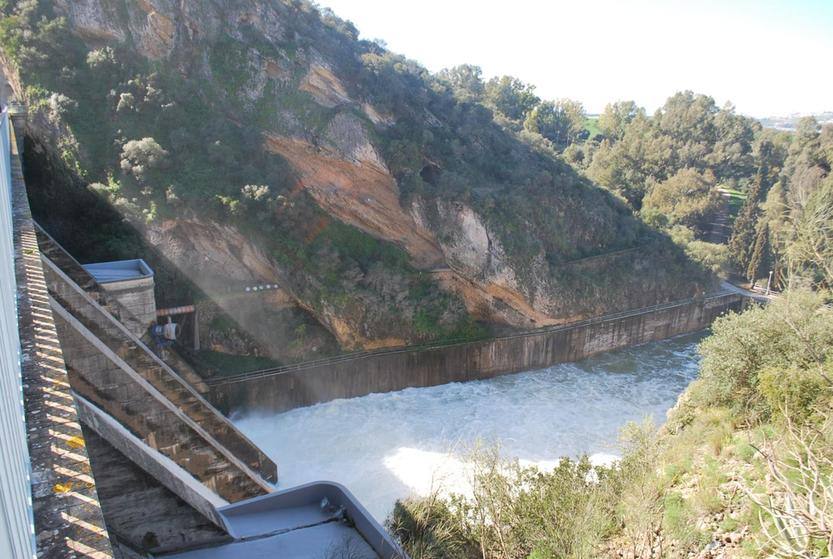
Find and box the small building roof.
[83,259,154,284]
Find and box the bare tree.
[744,418,833,558]
[787,180,833,288]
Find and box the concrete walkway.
[720,280,774,303]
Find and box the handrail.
[208,289,744,387]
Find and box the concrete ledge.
[166,481,406,559]
[72,392,230,531]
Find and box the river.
[232,332,704,521]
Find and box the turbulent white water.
[232,333,704,521]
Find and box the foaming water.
[233,333,704,521]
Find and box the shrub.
[662,492,704,551]
[388,493,476,559]
[685,241,731,276]
[695,290,833,421]
[758,365,831,422]
[643,168,720,231]
[390,448,619,559]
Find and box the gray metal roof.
[83,259,154,283]
[162,481,404,559]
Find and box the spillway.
[232,333,704,521]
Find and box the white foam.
[233,334,702,521]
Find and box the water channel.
[233,332,704,521]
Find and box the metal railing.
[0,107,36,558]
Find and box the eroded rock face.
[148,219,273,283]
[54,0,127,44]
[263,133,447,269]
[421,200,562,328]
[49,0,576,336]
[299,62,352,108]
[132,0,176,59]
[139,217,413,351]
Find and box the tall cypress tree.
[728,140,776,274]
[746,221,771,287]
[729,172,765,272]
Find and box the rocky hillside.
[1,0,711,356]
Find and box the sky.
[317,0,833,117]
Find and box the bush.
[695,290,833,421]
[390,448,619,559]
[663,492,704,550]
[685,240,731,276]
[388,494,476,559]
[642,168,720,231]
[758,365,830,422]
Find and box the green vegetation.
[187,350,279,378]
[0,0,488,348]
[642,168,720,233]
[583,116,601,139]
[391,291,833,558]
[546,90,832,289]
[431,68,826,287]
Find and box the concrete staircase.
[37,230,278,503]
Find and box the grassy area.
[718,187,747,218]
[584,116,602,138]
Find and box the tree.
[787,177,833,288]
[728,155,773,272]
[523,99,585,150]
[597,100,642,141]
[119,137,169,195]
[484,75,540,121]
[642,168,718,231]
[746,221,771,287]
[709,103,759,180]
[586,110,671,208]
[437,64,484,102]
[748,119,833,285]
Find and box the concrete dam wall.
[208,292,747,415]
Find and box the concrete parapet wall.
[209,293,747,415]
